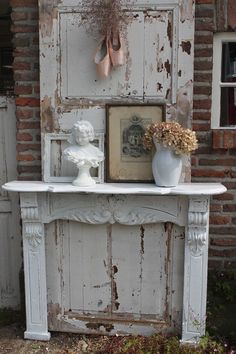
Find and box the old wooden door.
[39,0,195,335]
[0,96,21,308]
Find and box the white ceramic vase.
[152,142,182,187]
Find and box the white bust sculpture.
[63,120,104,186]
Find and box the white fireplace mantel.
[3,181,226,343]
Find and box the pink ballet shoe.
[94,37,111,79]
[108,32,125,67]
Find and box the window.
[212,33,236,128]
[0,2,14,94]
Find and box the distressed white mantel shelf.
[2,181,226,343]
[3,181,226,195]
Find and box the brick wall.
[193,0,236,269]
[10,0,41,180]
[10,0,236,269]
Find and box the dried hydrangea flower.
[143,121,198,155]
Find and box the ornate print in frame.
[106,104,165,182]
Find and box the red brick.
[193,112,211,120]
[195,8,214,18]
[209,248,236,258]
[212,130,223,149]
[193,99,211,110]
[12,36,30,47]
[193,123,210,131]
[34,85,40,94]
[17,154,36,161]
[13,48,39,58]
[18,175,41,181]
[14,71,39,81]
[17,143,41,152]
[199,158,236,166]
[194,48,213,57]
[211,238,236,247]
[15,85,32,95]
[13,62,31,70]
[11,25,38,33]
[223,130,236,149]
[15,97,40,107]
[194,34,213,44]
[210,204,222,212]
[29,11,39,20]
[16,108,34,120]
[213,193,234,201]
[223,182,236,190]
[195,18,215,31]
[209,215,231,225]
[196,132,210,144]
[10,0,38,7]
[32,36,39,45]
[194,73,212,82]
[192,169,228,178]
[18,165,41,173]
[223,204,236,212]
[194,61,213,71]
[11,12,28,21]
[194,146,212,154]
[210,227,236,235]
[228,0,236,31]
[191,156,197,166]
[196,0,214,3]
[17,122,40,129]
[193,85,212,95]
[17,133,33,141]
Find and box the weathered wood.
[0,97,21,309]
[39,0,195,182]
[2,182,226,342]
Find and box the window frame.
[212,32,236,129]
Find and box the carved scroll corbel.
[187,198,209,256]
[24,223,43,248]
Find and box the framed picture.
[42,132,104,183]
[106,104,165,182]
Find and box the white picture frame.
[42,132,104,183]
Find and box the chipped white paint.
[0,97,21,309]
[3,181,227,196]
[39,0,195,181]
[43,132,104,183]
[182,197,210,343]
[3,182,226,342]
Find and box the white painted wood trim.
[21,193,51,341]
[42,132,104,183]
[211,32,236,129]
[181,196,209,343]
[3,181,227,196]
[16,189,219,342]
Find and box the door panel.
[0,96,21,308]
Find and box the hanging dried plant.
[79,0,132,39]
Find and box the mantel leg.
[20,192,50,341]
[181,196,210,343]
[23,221,50,340]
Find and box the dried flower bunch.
[80,0,131,39]
[143,121,198,155]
